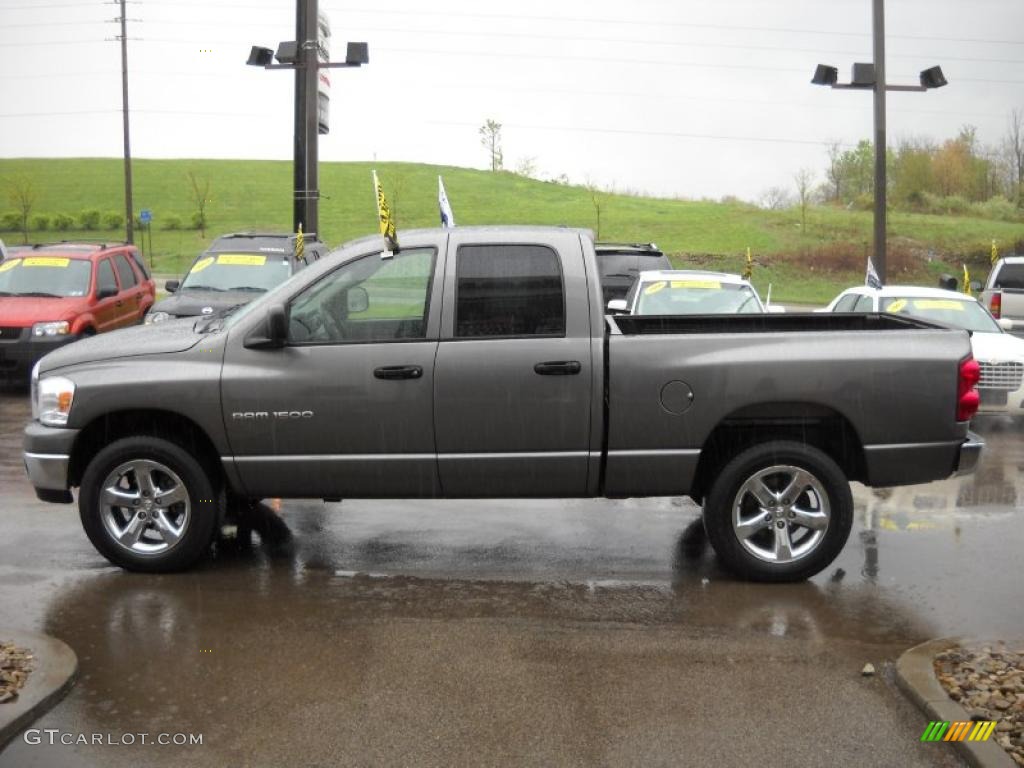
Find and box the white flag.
[438,176,455,228]
[866,257,882,289]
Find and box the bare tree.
[479,119,503,172]
[825,140,844,202]
[794,168,815,233]
[759,186,791,210]
[584,177,604,239]
[1005,108,1024,206]
[6,175,36,244]
[514,156,537,178]
[186,171,211,237]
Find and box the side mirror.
[970,280,982,293]
[999,318,1015,332]
[347,286,369,314]
[165,279,180,293]
[96,286,118,300]
[244,304,288,349]
[606,299,628,314]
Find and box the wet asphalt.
[1,389,1021,767]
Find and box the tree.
[824,140,845,202]
[759,186,791,210]
[479,119,503,172]
[6,175,36,244]
[1005,108,1024,206]
[793,168,814,233]
[186,171,211,237]
[514,156,537,178]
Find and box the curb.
[896,637,1016,768]
[0,630,78,752]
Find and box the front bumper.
[23,422,80,503]
[954,431,984,476]
[0,330,82,382]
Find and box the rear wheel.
[702,440,853,582]
[79,436,221,572]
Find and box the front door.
[433,232,594,497]
[221,245,444,499]
[91,258,121,333]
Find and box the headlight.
[145,311,172,325]
[36,376,76,427]
[32,321,70,337]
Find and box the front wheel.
[702,440,853,582]
[79,436,221,572]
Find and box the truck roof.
[637,269,751,285]
[847,285,979,302]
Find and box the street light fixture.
[246,0,368,235]
[810,0,946,286]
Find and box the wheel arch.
[689,401,866,504]
[69,409,224,490]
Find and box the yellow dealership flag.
[742,247,753,281]
[963,263,972,296]
[991,239,999,265]
[295,223,304,262]
[372,170,398,250]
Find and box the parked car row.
[1,233,321,384]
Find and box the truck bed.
[610,312,937,335]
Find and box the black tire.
[702,440,853,583]
[79,436,221,572]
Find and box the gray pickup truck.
[24,226,983,581]
[980,256,1024,337]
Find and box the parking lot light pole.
[246,0,368,235]
[811,0,946,285]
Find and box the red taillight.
[957,357,981,422]
[990,291,1002,319]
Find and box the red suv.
[0,242,155,382]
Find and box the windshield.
[180,252,291,293]
[881,296,1000,332]
[634,279,763,315]
[0,257,92,297]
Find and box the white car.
[822,285,1024,415]
[607,270,781,315]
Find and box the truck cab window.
[455,244,565,337]
[287,247,435,343]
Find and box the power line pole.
[871,0,886,283]
[116,0,134,244]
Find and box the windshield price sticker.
[914,299,965,311]
[887,299,908,313]
[217,254,266,266]
[190,256,215,274]
[0,258,20,273]
[23,257,70,268]
[644,281,667,295]
[671,280,721,290]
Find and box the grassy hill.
[2,157,1022,303]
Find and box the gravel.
[0,641,33,704]
[934,642,1024,766]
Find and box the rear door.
[433,231,593,497]
[112,252,144,325]
[91,258,121,333]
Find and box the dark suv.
[146,232,327,324]
[594,242,672,305]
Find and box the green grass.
[2,157,1023,303]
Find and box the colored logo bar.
[920,721,997,742]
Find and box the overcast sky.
[1,0,1022,200]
